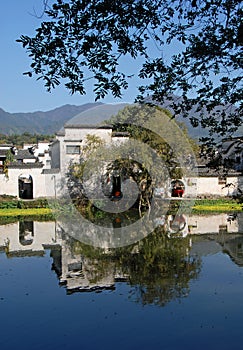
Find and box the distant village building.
[0,104,130,199]
[0,142,58,199]
[0,104,242,200]
[51,124,114,173]
[171,137,243,199]
[0,144,13,173]
[23,142,51,169]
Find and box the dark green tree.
[17,0,242,140]
[0,133,54,147]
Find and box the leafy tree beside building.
[67,105,198,212]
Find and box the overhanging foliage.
[17,0,242,139]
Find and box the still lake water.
[0,213,243,350]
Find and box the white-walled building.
[51,124,113,173]
[0,105,242,200]
[0,127,129,199]
[179,168,243,198]
[1,133,243,199]
[0,142,61,199]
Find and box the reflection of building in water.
[156,213,243,237]
[1,216,243,292]
[0,221,59,256]
[211,233,243,267]
[19,221,34,246]
[190,233,243,267]
[0,220,128,293]
[51,233,129,294]
[52,241,116,293]
[188,213,242,235]
[187,213,243,267]
[166,214,188,237]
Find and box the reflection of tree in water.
[69,226,201,306]
[115,228,201,306]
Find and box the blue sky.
[0,0,139,113]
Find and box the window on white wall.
[66,145,80,154]
[218,176,226,185]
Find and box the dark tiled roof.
[222,136,243,142]
[50,139,60,145]
[112,132,130,137]
[42,168,60,174]
[56,130,65,136]
[8,162,43,169]
[197,165,242,177]
[64,124,113,129]
[0,149,8,156]
[14,149,36,160]
[221,139,243,154]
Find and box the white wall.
[0,221,58,254]
[188,213,239,234]
[0,168,62,198]
[58,127,113,174]
[183,176,243,198]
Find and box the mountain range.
[0,102,242,140]
[0,103,102,135]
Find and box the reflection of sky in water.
[0,215,243,349]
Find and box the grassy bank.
[0,198,242,222]
[0,197,54,223]
[192,199,243,212]
[0,207,52,217]
[166,198,243,214]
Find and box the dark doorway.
[18,174,33,199]
[171,180,185,197]
[111,171,123,200]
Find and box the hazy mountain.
[0,101,241,139]
[0,103,103,135]
[65,103,129,126]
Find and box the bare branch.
[28,0,50,19]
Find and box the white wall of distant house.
[183,176,243,198]
[0,168,62,198]
[0,221,58,254]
